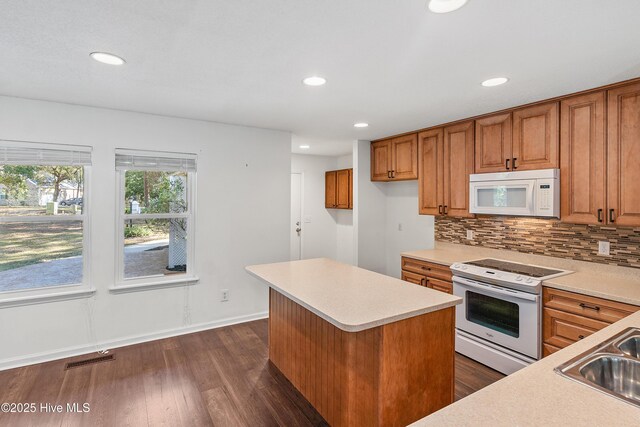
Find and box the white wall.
[384,181,434,278]
[0,96,291,369]
[353,140,434,276]
[354,140,387,273]
[291,154,338,260]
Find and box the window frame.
[113,151,198,292]
[0,140,93,306]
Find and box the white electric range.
[450,258,572,375]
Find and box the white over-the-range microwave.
[469,168,560,217]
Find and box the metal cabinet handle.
[578,335,585,340]
[609,209,615,223]
[438,205,443,215]
[420,278,425,287]
[597,208,603,223]
[420,266,431,271]
[579,303,601,312]
[505,158,510,170]
[391,170,395,178]
[512,158,518,169]
[387,171,391,179]
[443,205,448,214]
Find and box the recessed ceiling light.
[428,0,468,13]
[299,145,310,149]
[354,123,369,128]
[90,52,126,65]
[481,77,509,87]
[302,76,326,86]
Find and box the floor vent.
[65,354,115,370]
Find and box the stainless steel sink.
[555,327,640,407]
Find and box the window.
[114,149,197,290]
[0,140,92,299]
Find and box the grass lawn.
[0,222,83,272]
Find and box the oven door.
[453,276,540,359]
[469,179,535,216]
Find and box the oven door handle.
[453,276,539,302]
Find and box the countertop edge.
[246,266,461,332]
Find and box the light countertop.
[403,242,640,305]
[246,258,461,332]
[412,309,640,426]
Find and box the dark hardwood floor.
[0,319,504,426]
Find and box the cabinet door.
[512,102,559,171]
[608,82,640,226]
[443,121,474,218]
[426,277,452,294]
[560,92,606,225]
[390,134,418,180]
[336,169,351,208]
[418,128,444,215]
[348,168,353,209]
[371,139,391,181]
[325,171,337,208]
[474,113,512,173]
[401,270,426,286]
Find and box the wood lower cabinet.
[474,112,513,173]
[401,257,453,294]
[325,168,352,209]
[371,134,418,181]
[608,81,640,227]
[542,287,639,356]
[560,91,607,225]
[512,102,559,171]
[418,122,474,218]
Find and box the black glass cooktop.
[465,258,564,278]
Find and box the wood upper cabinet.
[608,82,640,227]
[325,168,352,209]
[474,113,512,173]
[371,134,418,181]
[560,91,607,225]
[418,123,473,218]
[512,102,559,171]
[371,139,392,181]
[443,121,475,218]
[418,128,444,215]
[325,171,337,208]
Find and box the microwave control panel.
[534,178,560,217]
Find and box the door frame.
[290,172,305,260]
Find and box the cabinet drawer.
[401,257,452,281]
[543,308,608,349]
[401,270,426,287]
[427,277,453,294]
[543,287,639,323]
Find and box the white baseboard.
[0,311,269,372]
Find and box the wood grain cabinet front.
[542,287,639,356]
[419,122,474,218]
[325,168,352,209]
[401,257,453,294]
[371,134,418,181]
[512,102,559,171]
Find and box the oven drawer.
[543,307,608,349]
[543,288,639,323]
[401,270,426,287]
[401,257,452,281]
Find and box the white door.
[290,173,302,260]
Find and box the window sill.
[109,276,199,294]
[0,288,96,309]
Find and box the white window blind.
[0,141,92,166]
[115,149,197,172]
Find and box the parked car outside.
[59,198,83,206]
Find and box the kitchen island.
[246,258,461,427]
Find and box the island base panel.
[268,288,455,427]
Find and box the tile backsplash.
[435,216,640,269]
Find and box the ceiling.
[2,1,640,156]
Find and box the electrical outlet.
[598,241,610,256]
[221,289,230,302]
[466,230,474,240]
